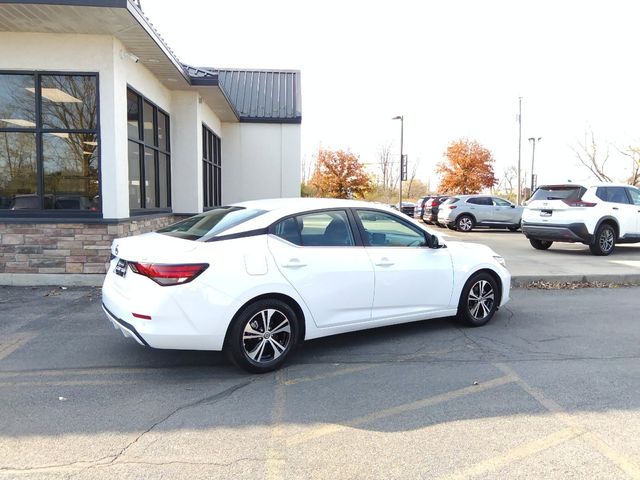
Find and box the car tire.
[225,299,299,373]
[456,215,474,232]
[507,224,520,232]
[529,238,553,250]
[457,272,499,327]
[589,224,616,256]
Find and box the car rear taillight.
[562,199,597,207]
[129,262,209,286]
[447,205,457,209]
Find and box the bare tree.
[376,143,397,194]
[405,157,421,198]
[573,129,612,182]
[618,146,640,187]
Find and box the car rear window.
[443,197,459,204]
[528,186,584,202]
[157,207,267,241]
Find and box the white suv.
[521,183,640,255]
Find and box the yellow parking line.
[438,427,579,480]
[0,332,38,361]
[288,374,516,446]
[494,362,640,479]
[265,370,287,480]
[284,348,454,386]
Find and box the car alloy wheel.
[243,308,291,363]
[226,299,298,373]
[456,215,474,232]
[457,272,498,327]
[589,224,616,256]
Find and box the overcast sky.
[141,0,640,190]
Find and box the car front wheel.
[589,224,616,256]
[529,238,553,250]
[226,299,299,373]
[457,272,499,327]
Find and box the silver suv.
[438,195,523,232]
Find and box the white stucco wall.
[221,123,301,204]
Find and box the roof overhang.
[0,0,240,121]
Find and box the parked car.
[423,195,449,225]
[102,198,511,373]
[414,195,433,221]
[393,201,416,217]
[522,183,640,255]
[438,195,523,232]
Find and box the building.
[0,0,302,285]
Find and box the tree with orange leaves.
[437,139,496,194]
[310,148,373,198]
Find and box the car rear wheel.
[456,215,474,232]
[226,299,299,373]
[507,224,520,232]
[457,272,499,327]
[529,238,553,250]
[589,224,616,256]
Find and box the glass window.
[0,132,37,209]
[144,147,156,207]
[157,207,266,241]
[627,187,640,206]
[357,210,426,247]
[597,186,630,204]
[493,197,512,207]
[127,88,170,211]
[143,101,155,146]
[468,197,492,205]
[529,186,583,202]
[128,141,141,209]
[0,72,99,214]
[127,90,140,140]
[43,133,99,210]
[202,125,221,208]
[0,74,36,129]
[41,75,97,130]
[278,211,354,247]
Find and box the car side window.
[274,210,355,247]
[356,210,426,247]
[493,198,511,207]
[467,198,480,205]
[597,187,631,204]
[627,187,640,206]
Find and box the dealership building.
[0,0,302,285]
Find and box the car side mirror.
[425,233,440,248]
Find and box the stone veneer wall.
[0,215,185,275]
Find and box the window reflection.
[43,133,99,210]
[128,141,141,209]
[0,132,37,209]
[144,147,156,207]
[127,89,140,140]
[40,75,97,130]
[0,74,36,129]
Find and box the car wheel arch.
[594,216,619,239]
[464,268,502,307]
[223,293,307,349]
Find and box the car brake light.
[562,199,597,207]
[447,205,457,209]
[129,262,209,286]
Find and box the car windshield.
[529,186,583,202]
[157,207,267,241]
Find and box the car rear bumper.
[521,222,592,243]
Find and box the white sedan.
[102,198,510,373]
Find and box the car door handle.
[613,207,619,210]
[375,258,395,267]
[282,259,307,269]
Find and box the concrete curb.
[511,274,640,287]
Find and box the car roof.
[220,197,427,235]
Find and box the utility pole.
[392,115,404,208]
[528,137,542,194]
[517,97,522,205]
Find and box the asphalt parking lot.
[432,226,640,283]
[1,286,639,479]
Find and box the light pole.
[528,137,541,194]
[392,115,404,208]
[517,97,522,205]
